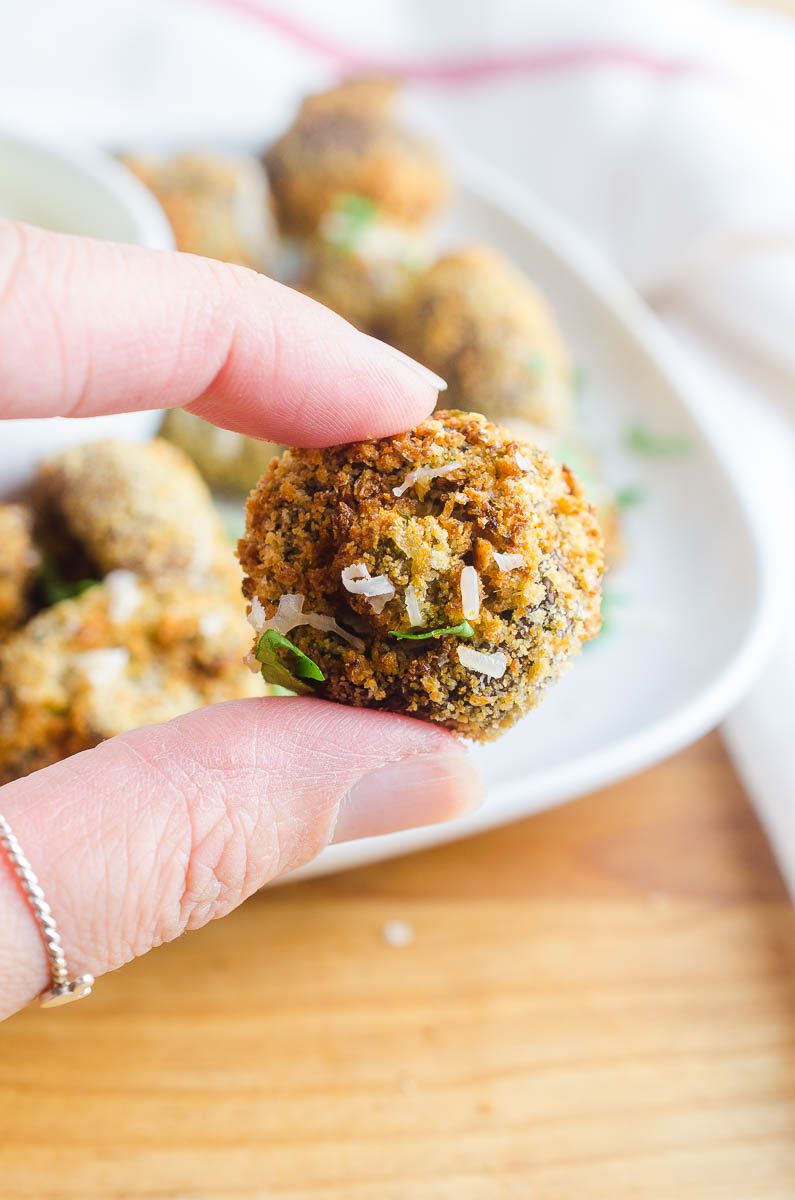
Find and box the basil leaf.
[255,629,325,695]
[390,620,474,641]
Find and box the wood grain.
[1,732,793,1199]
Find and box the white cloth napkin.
[1,0,793,886]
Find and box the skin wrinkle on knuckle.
[109,734,268,953]
[127,735,270,936]
[107,739,198,958]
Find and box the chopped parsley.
[525,351,548,377]
[594,589,628,640]
[38,555,99,606]
[390,620,474,641]
[625,424,690,457]
[324,193,380,254]
[615,485,646,509]
[554,439,597,488]
[255,629,325,695]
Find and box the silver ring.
[0,813,94,1008]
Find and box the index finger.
[0,221,444,445]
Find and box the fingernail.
[363,335,448,394]
[331,751,483,844]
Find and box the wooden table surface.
[1,731,794,1199]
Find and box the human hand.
[0,222,482,1020]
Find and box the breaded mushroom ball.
[0,574,260,784]
[264,77,448,237]
[299,193,430,335]
[391,245,574,433]
[123,150,275,270]
[239,411,603,741]
[35,439,238,587]
[160,410,282,494]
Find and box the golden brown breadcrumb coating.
[0,575,261,784]
[264,77,448,236]
[239,411,603,740]
[0,505,39,637]
[390,245,574,433]
[123,150,275,270]
[298,195,430,335]
[35,439,237,586]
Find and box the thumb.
[0,699,481,1019]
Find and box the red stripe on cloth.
[215,0,694,81]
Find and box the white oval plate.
[286,155,775,882]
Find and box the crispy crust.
[390,245,573,432]
[0,505,39,636]
[298,215,429,335]
[264,78,448,236]
[0,575,261,784]
[239,410,603,740]
[35,439,237,586]
[299,238,416,335]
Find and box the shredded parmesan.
[392,460,463,498]
[77,647,129,690]
[515,452,532,472]
[105,570,141,623]
[262,593,303,634]
[247,595,266,632]
[457,645,507,679]
[493,552,524,572]
[341,563,396,613]
[460,566,480,621]
[260,593,365,651]
[302,610,365,650]
[405,584,423,627]
[199,611,225,638]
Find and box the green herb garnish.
[390,620,474,641]
[625,424,690,457]
[324,192,380,253]
[554,439,597,488]
[38,555,98,606]
[593,589,628,641]
[615,485,646,509]
[255,629,325,695]
[525,351,549,377]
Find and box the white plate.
[287,155,775,882]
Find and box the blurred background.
[0,2,794,1197]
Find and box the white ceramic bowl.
[0,130,174,497]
